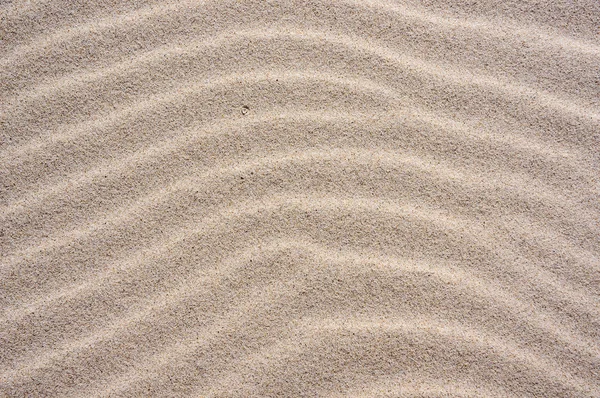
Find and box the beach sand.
[1,1,599,396]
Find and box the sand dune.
[1,0,599,397]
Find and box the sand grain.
[1,1,599,397]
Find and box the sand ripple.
[1,1,599,396]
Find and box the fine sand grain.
[1,1,599,397]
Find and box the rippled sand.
[1,1,599,396]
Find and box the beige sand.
[1,0,600,396]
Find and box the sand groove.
[1,0,599,397]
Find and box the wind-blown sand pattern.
[1,0,599,396]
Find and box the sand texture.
[1,0,600,397]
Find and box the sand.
[1,0,599,396]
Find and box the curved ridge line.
[4,26,598,126]
[3,142,598,280]
[346,0,600,56]
[3,72,588,184]
[0,104,574,221]
[3,151,598,324]
[2,102,594,237]
[199,319,595,397]
[0,0,199,65]
[3,0,598,69]
[3,238,596,393]
[0,110,583,238]
[0,68,398,162]
[93,290,595,398]
[4,236,594,361]
[2,194,598,366]
[275,317,595,392]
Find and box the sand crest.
[1,1,599,396]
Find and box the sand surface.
[1,1,600,397]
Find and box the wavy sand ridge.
[1,1,599,397]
